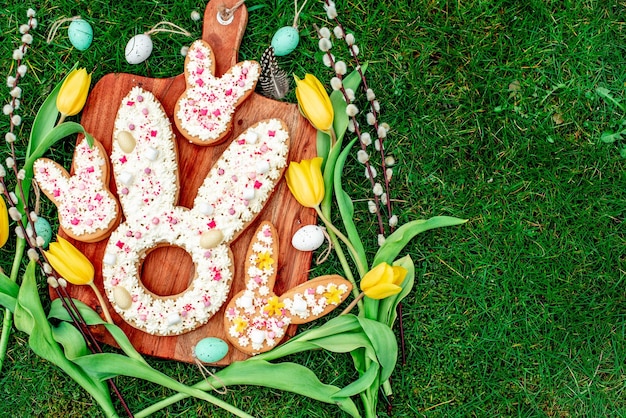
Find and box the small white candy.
[118,171,134,186]
[245,131,258,144]
[256,161,270,174]
[292,298,308,313]
[197,201,214,216]
[242,187,255,200]
[239,296,253,309]
[145,146,159,161]
[166,313,181,326]
[103,253,117,265]
[291,225,325,252]
[250,329,266,344]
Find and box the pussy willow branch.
[316,29,386,238]
[323,0,395,233]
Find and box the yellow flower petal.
[285,157,325,208]
[294,74,334,132]
[362,283,402,300]
[0,197,8,248]
[56,68,92,117]
[45,236,94,285]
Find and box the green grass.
[1,0,626,416]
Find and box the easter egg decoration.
[194,337,229,363]
[292,224,325,251]
[270,0,309,56]
[34,217,53,248]
[67,18,93,51]
[124,22,192,65]
[124,34,153,65]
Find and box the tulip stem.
[315,206,366,277]
[88,282,114,324]
[57,113,67,126]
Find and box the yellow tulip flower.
[56,68,91,117]
[45,235,94,285]
[45,235,113,323]
[360,262,408,300]
[294,74,334,133]
[285,157,325,208]
[0,197,8,248]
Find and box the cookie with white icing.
[224,221,353,355]
[103,86,289,336]
[34,138,121,243]
[174,39,261,146]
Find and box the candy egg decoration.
[124,22,192,65]
[292,224,326,251]
[34,217,53,249]
[194,337,229,363]
[124,34,153,65]
[67,18,94,51]
[269,0,309,56]
[271,26,300,57]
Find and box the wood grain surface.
[53,0,317,365]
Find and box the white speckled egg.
[194,337,229,363]
[291,225,325,251]
[125,34,153,64]
[271,26,299,56]
[68,19,93,51]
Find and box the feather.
[257,46,290,100]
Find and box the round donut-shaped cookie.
[103,86,289,336]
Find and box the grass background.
[1,0,626,416]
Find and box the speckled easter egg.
[124,34,153,65]
[271,26,299,56]
[194,337,229,363]
[34,217,53,249]
[291,224,325,251]
[68,19,93,51]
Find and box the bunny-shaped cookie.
[34,137,121,243]
[224,221,353,355]
[103,86,289,336]
[175,39,260,146]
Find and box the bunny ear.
[174,39,261,145]
[277,275,353,325]
[112,86,179,219]
[192,119,289,243]
[33,137,120,242]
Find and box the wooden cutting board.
[55,0,317,365]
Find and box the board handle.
[202,0,249,77]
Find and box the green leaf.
[377,255,415,327]
[24,122,93,171]
[14,262,117,417]
[355,316,398,383]
[0,271,19,312]
[215,360,361,417]
[76,353,255,418]
[49,298,147,364]
[334,138,367,275]
[317,129,331,162]
[51,321,90,360]
[374,216,468,266]
[600,131,623,143]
